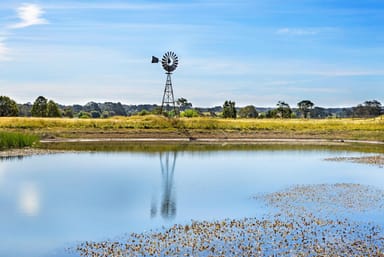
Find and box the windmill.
[152,51,179,116]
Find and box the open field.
[0,115,383,142]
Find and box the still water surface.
[0,147,383,256]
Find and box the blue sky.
[0,0,383,107]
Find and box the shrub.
[181,109,199,118]
[138,110,150,116]
[78,111,91,119]
[90,111,101,118]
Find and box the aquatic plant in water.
[73,183,384,256]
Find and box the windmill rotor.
[161,51,178,73]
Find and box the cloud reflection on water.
[19,181,40,216]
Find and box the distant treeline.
[0,95,382,119]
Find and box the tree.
[31,96,48,117]
[72,104,83,114]
[311,107,331,119]
[0,96,19,116]
[222,100,236,118]
[238,105,258,118]
[63,107,74,118]
[177,97,192,111]
[84,101,101,113]
[100,102,127,116]
[18,103,32,117]
[266,109,279,118]
[47,100,62,117]
[113,102,127,116]
[276,101,292,118]
[352,100,382,118]
[297,100,314,118]
[363,100,381,117]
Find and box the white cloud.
[10,3,48,29]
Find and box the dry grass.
[0,116,383,141]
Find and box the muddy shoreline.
[1,138,383,162]
[40,137,384,145]
[0,148,72,158]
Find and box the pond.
[0,143,383,257]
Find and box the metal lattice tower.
[161,72,177,114]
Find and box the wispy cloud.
[310,70,384,77]
[276,28,318,36]
[0,38,10,60]
[42,1,232,10]
[43,2,173,10]
[9,3,48,29]
[0,3,48,61]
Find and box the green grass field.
[0,115,383,142]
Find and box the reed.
[0,131,39,149]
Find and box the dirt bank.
[40,137,384,145]
[1,138,383,158]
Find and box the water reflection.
[0,156,25,161]
[19,181,40,216]
[151,152,177,220]
[0,147,383,257]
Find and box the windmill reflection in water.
[151,151,177,220]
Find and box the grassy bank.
[0,116,383,142]
[0,131,39,150]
